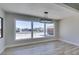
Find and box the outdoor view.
[16,19,55,40]
[33,22,44,38]
[16,20,31,39]
[46,23,55,36]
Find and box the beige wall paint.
[59,15,79,46]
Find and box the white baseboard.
[60,39,79,47]
[6,39,57,48]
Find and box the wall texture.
[0,8,5,54]
[59,15,79,46]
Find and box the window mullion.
[44,22,46,36]
[31,21,33,38]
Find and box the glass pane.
[46,23,55,36]
[16,20,31,40]
[33,22,44,38]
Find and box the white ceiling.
[0,3,79,19]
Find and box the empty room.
[0,3,79,55]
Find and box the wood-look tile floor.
[1,40,79,55]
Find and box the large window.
[16,19,55,40]
[16,20,31,40]
[46,23,55,36]
[0,17,3,38]
[33,22,44,38]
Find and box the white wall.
[0,8,5,54]
[60,15,79,46]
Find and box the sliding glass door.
[33,21,44,38]
[16,19,55,40]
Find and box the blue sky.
[16,20,44,29]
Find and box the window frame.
[45,22,55,37]
[16,20,32,40]
[0,17,3,38]
[33,21,45,38]
[15,19,55,40]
